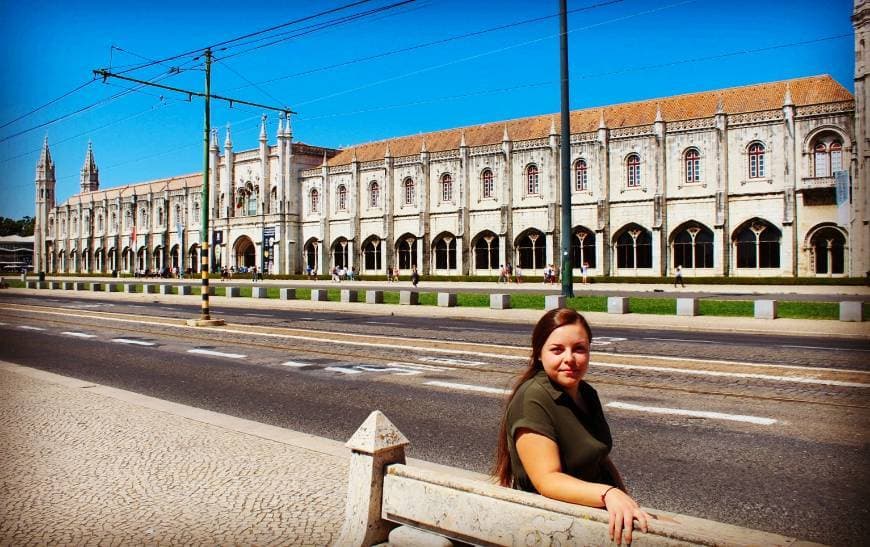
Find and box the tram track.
[2,303,868,410]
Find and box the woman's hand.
[603,487,650,545]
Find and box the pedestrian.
[493,308,650,546]
[498,265,506,284]
[506,262,514,283]
[251,265,258,282]
[411,265,420,287]
[392,266,400,283]
[515,266,523,284]
[674,265,685,288]
[581,261,589,284]
[351,266,358,281]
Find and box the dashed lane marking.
[424,381,510,395]
[418,356,485,367]
[18,326,46,331]
[62,332,97,338]
[643,337,702,343]
[324,366,362,375]
[187,348,247,359]
[593,361,869,388]
[279,360,315,368]
[782,344,870,353]
[606,401,777,426]
[244,313,275,318]
[112,338,156,346]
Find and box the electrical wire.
[215,59,288,110]
[0,79,97,130]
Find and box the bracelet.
[600,486,617,506]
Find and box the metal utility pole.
[559,0,575,297]
[94,57,294,327]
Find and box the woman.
[494,308,649,545]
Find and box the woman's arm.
[602,456,627,493]
[516,429,649,545]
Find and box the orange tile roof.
[327,75,852,165]
[61,173,201,207]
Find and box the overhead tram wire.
[215,59,288,110]
[231,0,624,90]
[0,79,97,130]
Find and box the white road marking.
[187,348,246,359]
[782,344,870,353]
[244,313,274,317]
[279,360,314,368]
[593,361,868,388]
[363,321,403,326]
[324,366,362,374]
[424,381,510,395]
[643,337,701,343]
[112,338,156,346]
[62,332,97,338]
[418,356,485,367]
[18,326,46,331]
[606,402,777,426]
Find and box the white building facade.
[34,2,870,279]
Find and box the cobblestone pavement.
[0,364,348,546]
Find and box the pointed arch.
[570,226,596,268]
[732,218,781,269]
[361,235,383,272]
[613,223,652,269]
[805,223,847,275]
[395,232,418,270]
[514,228,545,269]
[233,236,256,269]
[432,231,457,271]
[331,236,349,269]
[471,230,499,273]
[669,220,714,269]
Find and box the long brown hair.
[492,308,592,487]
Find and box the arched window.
[362,237,382,271]
[246,184,257,216]
[310,189,320,213]
[139,207,148,227]
[174,205,182,226]
[626,154,641,188]
[473,232,499,272]
[111,213,118,232]
[157,207,164,226]
[192,202,200,224]
[125,210,132,231]
[332,238,349,269]
[684,148,701,183]
[433,233,457,270]
[734,220,781,269]
[570,227,596,268]
[403,178,415,205]
[748,143,765,178]
[440,174,453,202]
[526,165,540,195]
[672,223,714,269]
[574,159,588,191]
[72,217,77,235]
[336,185,347,211]
[615,226,652,268]
[810,226,846,275]
[397,235,418,269]
[515,230,545,269]
[481,169,494,198]
[813,137,844,177]
[97,215,104,232]
[369,181,380,208]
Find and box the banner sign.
[213,230,223,245]
[835,171,850,227]
[262,226,276,272]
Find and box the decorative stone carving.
[795,101,855,117]
[728,110,783,125]
[513,138,549,150]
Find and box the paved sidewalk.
[0,362,349,545]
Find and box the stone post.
[335,410,409,547]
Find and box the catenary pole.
[559,0,575,297]
[200,49,213,322]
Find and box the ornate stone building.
[34,1,869,279]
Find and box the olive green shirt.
[506,369,614,493]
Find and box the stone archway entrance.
[234,236,256,268]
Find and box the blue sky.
[0,0,856,219]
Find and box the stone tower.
[80,140,99,193]
[854,0,869,276]
[34,137,56,273]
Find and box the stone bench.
[677,297,699,316]
[437,292,456,307]
[366,290,383,304]
[124,283,137,293]
[252,287,269,298]
[90,282,103,292]
[225,286,241,298]
[143,284,158,294]
[279,288,296,300]
[340,289,358,303]
[159,284,173,295]
[178,285,192,295]
[544,294,565,310]
[399,290,418,305]
[336,411,817,547]
[489,293,510,309]
[607,296,629,314]
[754,299,777,320]
[839,301,865,322]
[311,289,328,302]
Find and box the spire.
[385,143,392,157]
[321,150,328,167]
[284,115,292,138]
[783,83,794,107]
[352,148,358,162]
[277,115,284,139]
[259,114,267,141]
[598,111,607,129]
[460,129,467,148]
[549,116,557,135]
[80,140,99,193]
[502,124,510,141]
[420,138,427,153]
[210,129,219,150]
[36,136,55,181]
[224,124,233,148]
[654,104,663,123]
[715,98,725,115]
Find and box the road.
[0,292,867,545]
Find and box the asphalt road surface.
[0,293,867,545]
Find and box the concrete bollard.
[839,301,865,322]
[252,287,269,298]
[335,411,409,546]
[490,293,511,310]
[90,282,103,292]
[311,289,328,301]
[280,288,296,300]
[124,283,137,293]
[178,285,192,295]
[104,283,118,293]
[389,526,454,547]
[225,286,241,298]
[400,290,418,305]
[607,296,629,314]
[366,290,384,304]
[437,293,456,307]
[143,284,158,294]
[341,289,359,303]
[544,295,565,310]
[73,282,87,291]
[49,281,63,290]
[159,284,173,295]
[63,281,75,290]
[754,299,777,320]
[676,297,699,317]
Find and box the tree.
[0,216,35,236]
